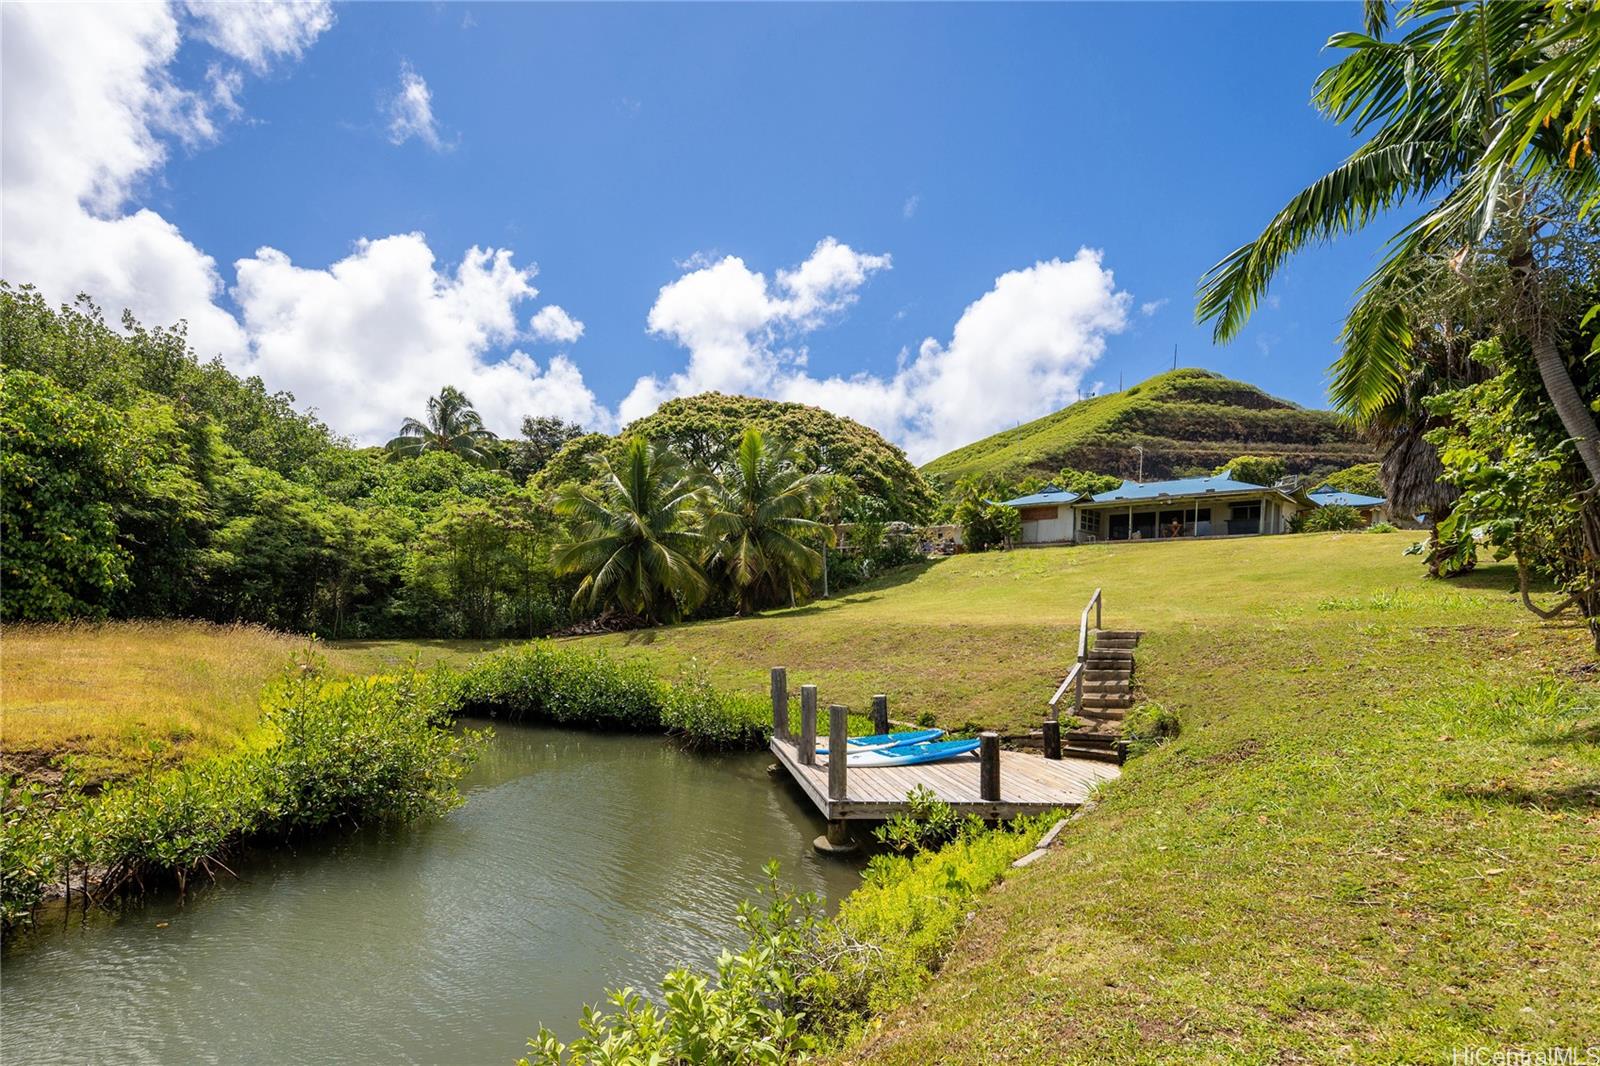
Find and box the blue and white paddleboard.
[815,728,943,756]
[846,738,981,767]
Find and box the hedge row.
[445,642,771,751]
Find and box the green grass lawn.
[574,533,1598,1060]
[7,533,1596,1059]
[0,621,510,783]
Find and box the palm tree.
[700,428,827,615]
[1196,0,1600,486]
[551,437,709,623]
[385,386,498,467]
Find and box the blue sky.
[3,2,1390,461]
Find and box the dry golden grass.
[1,621,510,783]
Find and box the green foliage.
[815,812,1061,1024]
[921,369,1365,485]
[0,666,481,926]
[0,289,579,638]
[1300,503,1366,533]
[951,479,1021,553]
[1216,454,1286,487]
[448,642,769,750]
[1122,701,1181,758]
[702,428,827,614]
[1366,521,1398,533]
[384,385,499,467]
[1428,367,1600,635]
[521,864,823,1066]
[622,392,937,521]
[1,370,136,619]
[1316,461,1383,498]
[873,786,981,855]
[522,814,1061,1063]
[553,438,711,623]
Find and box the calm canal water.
[0,723,864,1065]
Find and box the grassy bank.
[1,621,510,783]
[549,533,1600,1058]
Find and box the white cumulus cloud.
[626,246,1129,462]
[1140,297,1169,316]
[529,304,585,344]
[0,1,258,361]
[386,61,445,150]
[620,238,892,423]
[184,0,333,72]
[233,236,611,440]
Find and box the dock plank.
[769,736,1119,821]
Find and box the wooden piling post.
[980,731,1001,801]
[1042,718,1062,760]
[871,694,889,735]
[799,685,818,765]
[828,704,849,801]
[770,667,788,740]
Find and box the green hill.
[920,368,1370,485]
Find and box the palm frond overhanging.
[1196,0,1600,484]
[551,437,710,623]
[700,428,827,615]
[385,386,499,467]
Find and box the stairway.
[1065,629,1142,763]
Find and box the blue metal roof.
[996,485,1084,508]
[1088,470,1273,503]
[1308,490,1386,508]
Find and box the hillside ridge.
[921,368,1369,484]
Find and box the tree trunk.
[1510,248,1600,486]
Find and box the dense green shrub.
[873,785,981,854]
[0,669,482,926]
[449,643,770,750]
[1300,503,1366,533]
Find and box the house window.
[1019,506,1058,522]
[1079,510,1101,534]
[1230,502,1261,520]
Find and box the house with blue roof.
[999,470,1317,545]
[1306,489,1390,525]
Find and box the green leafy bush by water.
[448,642,769,750]
[1,668,482,927]
[522,814,1063,1062]
[873,785,982,854]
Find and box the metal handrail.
[1049,587,1102,720]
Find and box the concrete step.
[1088,646,1135,658]
[1082,678,1131,691]
[1092,637,1140,649]
[1064,730,1120,747]
[1093,630,1143,641]
[1084,669,1131,682]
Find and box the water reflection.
[1,724,863,1065]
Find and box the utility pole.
[1134,444,1145,482]
[1173,344,1178,370]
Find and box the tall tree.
[1196,0,1600,485]
[498,415,585,483]
[701,428,827,615]
[551,438,709,623]
[385,386,499,467]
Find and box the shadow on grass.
[1438,562,1522,592]
[1448,780,1600,810]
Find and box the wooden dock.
[769,733,1120,821]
